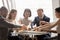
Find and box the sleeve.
[31,17,36,28]
[0,19,21,28]
[45,17,50,22]
[47,17,50,22]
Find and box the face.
[11,12,17,19]
[1,11,8,18]
[0,10,1,15]
[55,11,60,18]
[24,11,30,18]
[37,10,43,17]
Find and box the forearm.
[40,22,58,30]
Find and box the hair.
[55,7,60,13]
[0,8,1,15]
[37,9,43,12]
[0,6,8,18]
[0,8,1,12]
[8,9,17,19]
[23,9,31,17]
[0,8,1,11]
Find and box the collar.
[39,14,45,19]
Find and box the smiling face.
[23,9,31,19]
[0,7,8,18]
[11,12,17,19]
[37,9,43,17]
[8,9,17,20]
[24,11,30,18]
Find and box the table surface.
[18,31,48,35]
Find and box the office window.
[0,0,3,7]
[15,0,53,22]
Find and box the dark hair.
[0,8,1,15]
[0,6,8,18]
[0,8,1,11]
[55,7,60,13]
[23,9,31,17]
[37,9,43,12]
[8,9,17,19]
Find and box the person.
[31,9,50,40]
[18,9,32,40]
[7,9,17,24]
[31,9,50,27]
[7,9,23,40]
[19,9,32,30]
[39,7,60,40]
[0,6,21,40]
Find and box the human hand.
[40,21,49,25]
[21,25,27,30]
[33,27,40,31]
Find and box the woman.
[7,9,22,40]
[8,9,24,40]
[19,9,32,30]
[7,9,17,24]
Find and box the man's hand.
[40,21,49,25]
[38,22,51,31]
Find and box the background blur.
[0,0,60,37]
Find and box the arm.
[46,17,50,22]
[31,18,36,28]
[0,19,21,28]
[40,19,60,30]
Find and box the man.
[32,9,50,27]
[40,7,60,40]
[0,6,21,40]
[31,9,50,40]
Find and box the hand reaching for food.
[40,21,49,25]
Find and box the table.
[11,29,57,40]
[18,31,48,40]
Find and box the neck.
[39,15,42,18]
[24,17,28,20]
[39,15,44,18]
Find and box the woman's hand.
[21,25,27,30]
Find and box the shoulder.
[18,18,24,23]
[19,18,23,21]
[35,16,39,18]
[34,16,39,20]
[44,15,50,19]
[28,19,32,23]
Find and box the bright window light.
[15,0,53,22]
[0,0,3,7]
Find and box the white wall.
[51,0,59,37]
[59,0,60,6]
[15,0,53,22]
[52,0,59,29]
[52,0,59,21]
[0,0,3,7]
